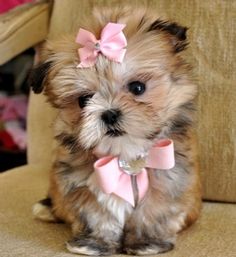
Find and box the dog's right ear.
[28,62,51,94]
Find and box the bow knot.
[76,22,127,68]
[94,139,175,206]
[94,42,101,51]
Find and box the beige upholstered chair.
[0,1,235,256]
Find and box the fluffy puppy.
[31,6,202,256]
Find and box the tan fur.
[32,6,202,255]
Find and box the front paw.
[66,236,120,256]
[124,239,174,255]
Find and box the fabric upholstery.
[27,0,236,202]
[27,92,56,167]
[0,165,236,257]
[0,0,50,65]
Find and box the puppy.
[30,6,202,256]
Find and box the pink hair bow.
[76,22,127,68]
[94,139,175,207]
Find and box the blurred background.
[0,49,33,171]
[0,1,37,171]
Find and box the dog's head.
[29,7,196,160]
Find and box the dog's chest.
[87,173,133,227]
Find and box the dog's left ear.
[28,61,51,94]
[148,19,188,53]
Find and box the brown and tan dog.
[30,6,201,256]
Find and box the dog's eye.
[128,81,146,96]
[78,94,94,108]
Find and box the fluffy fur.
[30,6,202,256]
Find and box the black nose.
[101,109,121,125]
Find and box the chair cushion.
[0,165,235,257]
[0,1,49,65]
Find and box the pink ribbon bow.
[76,22,127,68]
[94,139,175,206]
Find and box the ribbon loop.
[146,139,175,169]
[94,156,120,194]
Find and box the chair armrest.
[0,0,50,65]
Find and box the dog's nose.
[101,109,121,125]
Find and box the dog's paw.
[32,198,57,222]
[124,240,174,255]
[66,237,119,256]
